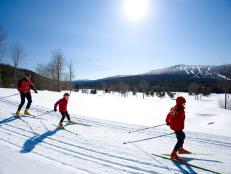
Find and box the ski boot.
[171,151,184,162]
[24,109,30,115]
[178,148,192,154]
[68,120,76,125]
[58,122,64,129]
[15,110,20,117]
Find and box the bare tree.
[117,81,130,97]
[0,26,7,87]
[68,60,75,93]
[138,80,150,99]
[52,49,65,92]
[9,42,24,84]
[36,63,49,77]
[221,64,231,109]
[188,82,201,100]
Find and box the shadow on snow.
[172,156,222,174]
[21,128,60,153]
[0,116,18,125]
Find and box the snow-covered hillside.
[0,88,230,174]
[145,64,230,79]
[146,65,212,75]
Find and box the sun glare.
[123,0,149,23]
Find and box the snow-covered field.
[0,88,230,174]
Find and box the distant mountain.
[75,75,126,83]
[144,64,231,79]
[146,64,213,75]
[76,64,231,92]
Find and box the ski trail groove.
[0,123,174,174]
[1,98,231,149]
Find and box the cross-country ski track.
[0,94,230,174]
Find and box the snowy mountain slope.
[145,64,230,79]
[77,64,231,90]
[146,65,212,75]
[0,89,231,174]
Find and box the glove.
[54,108,57,112]
[34,90,38,93]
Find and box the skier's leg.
[60,112,65,123]
[174,131,185,151]
[181,131,185,148]
[66,112,71,121]
[171,131,185,162]
[25,92,32,109]
[23,92,32,115]
[178,131,191,154]
[17,92,26,111]
[58,112,66,128]
[66,112,76,124]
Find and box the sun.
[123,0,149,23]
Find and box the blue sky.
[0,0,231,80]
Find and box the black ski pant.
[60,112,70,123]
[17,92,32,111]
[173,130,185,151]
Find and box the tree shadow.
[172,156,221,174]
[0,116,18,125]
[21,128,60,153]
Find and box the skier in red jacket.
[166,96,191,162]
[54,93,75,128]
[16,73,38,116]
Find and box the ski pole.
[0,91,37,100]
[0,93,19,100]
[129,123,166,134]
[33,110,54,118]
[123,132,174,145]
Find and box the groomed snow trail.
[0,97,230,173]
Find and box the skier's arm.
[16,79,23,92]
[165,113,171,126]
[29,81,37,93]
[54,100,60,112]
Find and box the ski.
[162,153,214,156]
[152,153,222,174]
[51,124,78,136]
[12,114,35,134]
[64,121,91,127]
[11,113,42,120]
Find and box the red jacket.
[166,105,185,131]
[54,98,68,113]
[17,77,35,93]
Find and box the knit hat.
[176,96,186,106]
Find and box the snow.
[217,74,231,80]
[0,88,231,174]
[0,142,80,174]
[196,65,203,75]
[183,67,190,74]
[145,64,221,78]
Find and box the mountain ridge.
[76,64,231,92]
[76,64,231,82]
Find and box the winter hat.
[63,93,70,97]
[176,96,186,106]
